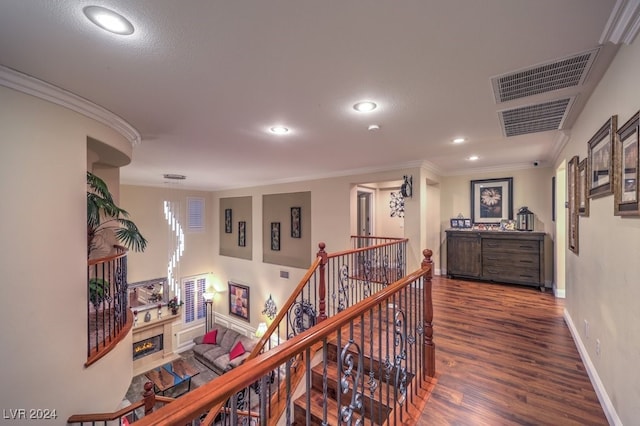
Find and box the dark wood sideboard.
[445,230,545,289]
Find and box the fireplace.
[133,334,164,360]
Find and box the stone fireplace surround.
[132,313,179,376]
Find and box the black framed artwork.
[291,207,301,238]
[238,221,246,247]
[271,222,280,251]
[224,208,232,233]
[470,177,513,224]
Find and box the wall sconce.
[262,294,277,320]
[255,322,268,338]
[400,175,413,198]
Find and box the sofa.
[192,323,257,375]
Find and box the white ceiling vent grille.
[499,98,573,137]
[492,49,598,103]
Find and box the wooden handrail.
[88,244,128,266]
[250,238,408,359]
[328,237,409,259]
[134,254,432,425]
[249,255,322,358]
[68,382,175,423]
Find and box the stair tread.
[295,387,362,424]
[312,359,397,402]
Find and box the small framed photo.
[470,177,513,224]
[224,208,232,233]
[614,111,639,216]
[450,218,459,228]
[587,115,617,199]
[291,207,301,238]
[238,221,246,247]
[271,222,281,251]
[228,281,250,322]
[578,158,589,217]
[463,219,472,228]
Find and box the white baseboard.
[564,309,622,426]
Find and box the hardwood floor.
[418,276,607,425]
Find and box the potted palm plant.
[87,171,147,307]
[87,171,147,257]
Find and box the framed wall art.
[238,221,246,247]
[228,281,249,322]
[578,158,589,217]
[587,115,617,198]
[224,208,233,233]
[470,177,513,224]
[291,207,301,238]
[614,111,639,216]
[271,222,281,251]
[568,156,579,254]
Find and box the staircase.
[293,341,412,425]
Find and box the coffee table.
[145,359,200,397]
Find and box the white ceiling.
[0,0,629,190]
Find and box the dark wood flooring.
[417,276,607,425]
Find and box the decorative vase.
[144,311,151,322]
[171,308,178,315]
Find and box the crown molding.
[600,0,640,45]
[0,65,140,146]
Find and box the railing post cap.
[318,242,326,250]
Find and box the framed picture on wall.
[578,158,589,217]
[224,208,232,233]
[614,111,640,216]
[587,115,617,199]
[228,281,249,322]
[470,177,513,224]
[291,207,301,238]
[271,222,280,251]
[568,156,579,254]
[238,221,246,247]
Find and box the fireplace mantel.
[132,311,180,376]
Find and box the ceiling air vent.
[499,98,573,137]
[492,49,598,103]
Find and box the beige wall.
[556,39,640,424]
[0,86,133,421]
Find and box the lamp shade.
[255,322,268,338]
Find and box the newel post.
[143,381,155,415]
[317,242,328,322]
[421,248,436,378]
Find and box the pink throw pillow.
[203,329,218,345]
[229,341,246,360]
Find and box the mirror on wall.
[128,277,168,311]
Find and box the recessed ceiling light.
[270,126,289,134]
[83,6,134,35]
[368,124,381,131]
[353,101,377,112]
[163,174,186,180]
[468,155,479,161]
[453,138,465,144]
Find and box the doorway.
[357,190,374,243]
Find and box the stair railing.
[86,245,133,367]
[131,248,434,426]
[246,238,408,421]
